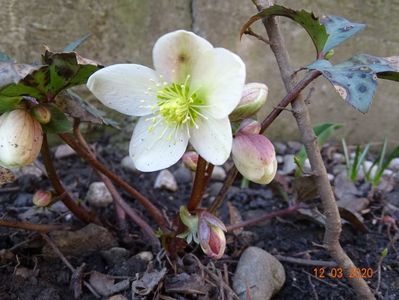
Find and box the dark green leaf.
[42,104,72,134]
[63,33,91,52]
[307,54,399,113]
[240,5,364,56]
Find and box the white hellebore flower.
[87,30,246,172]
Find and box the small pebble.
[211,166,226,181]
[280,154,296,175]
[173,165,192,184]
[54,144,76,159]
[273,142,287,155]
[389,157,399,170]
[287,141,302,152]
[121,156,139,173]
[86,182,113,207]
[154,170,178,192]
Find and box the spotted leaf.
[307,54,399,113]
[240,5,364,57]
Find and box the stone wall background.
[1,0,398,144]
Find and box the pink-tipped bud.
[182,151,198,171]
[232,134,277,185]
[237,119,261,135]
[0,109,43,168]
[32,190,53,207]
[31,105,51,124]
[229,83,268,121]
[198,211,227,259]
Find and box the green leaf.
[42,49,102,97]
[295,123,343,176]
[63,33,91,52]
[0,96,22,113]
[42,104,72,134]
[307,54,399,113]
[240,5,364,56]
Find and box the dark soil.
[0,138,398,300]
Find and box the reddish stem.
[226,204,300,232]
[41,134,97,224]
[0,219,66,232]
[187,156,213,211]
[59,133,168,231]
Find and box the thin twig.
[243,27,270,44]
[41,233,101,298]
[41,134,97,224]
[59,133,168,231]
[252,0,375,298]
[73,120,158,243]
[0,219,65,232]
[226,204,300,232]
[275,255,337,267]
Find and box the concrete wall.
[1,0,398,144]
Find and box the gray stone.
[121,156,139,173]
[154,170,178,192]
[389,158,399,170]
[332,164,347,175]
[287,141,302,152]
[86,182,113,207]
[273,142,287,155]
[280,154,296,175]
[101,247,130,265]
[327,173,335,182]
[173,165,192,184]
[12,163,44,178]
[276,155,284,164]
[208,182,224,197]
[54,144,76,159]
[332,153,346,164]
[233,247,285,300]
[211,166,227,181]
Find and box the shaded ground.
[0,137,398,299]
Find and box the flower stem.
[59,133,168,231]
[210,70,320,213]
[187,156,214,211]
[41,134,97,224]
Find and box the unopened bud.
[182,151,198,171]
[198,211,227,259]
[0,109,43,168]
[237,119,261,135]
[31,105,51,124]
[232,133,277,184]
[32,190,53,207]
[229,83,268,121]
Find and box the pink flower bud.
[31,105,51,124]
[229,83,268,121]
[237,119,261,135]
[232,134,277,184]
[198,211,227,259]
[32,190,53,207]
[0,109,43,168]
[182,151,198,171]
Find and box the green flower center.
[156,76,205,127]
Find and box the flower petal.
[130,115,189,171]
[189,116,232,165]
[87,64,160,117]
[190,48,246,119]
[153,30,213,83]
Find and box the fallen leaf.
[132,268,167,296]
[228,201,243,235]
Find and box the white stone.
[389,157,399,170]
[121,156,138,173]
[54,144,76,159]
[211,166,227,181]
[281,154,296,175]
[154,170,178,192]
[86,182,113,207]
